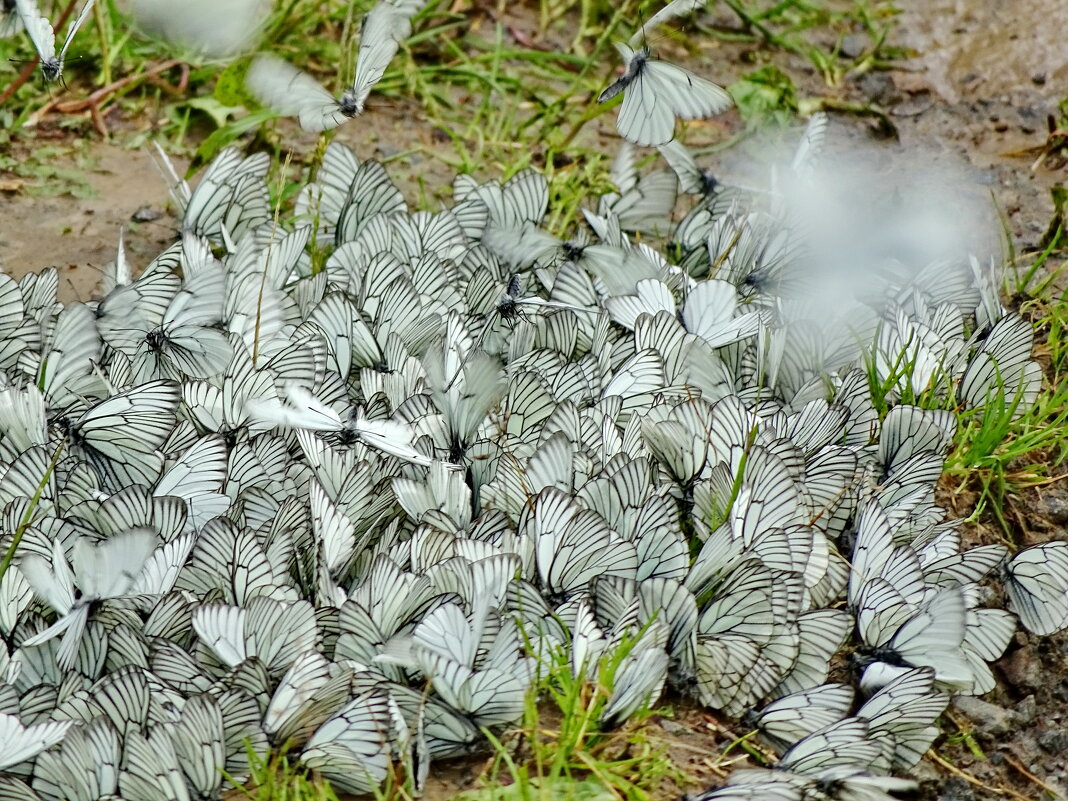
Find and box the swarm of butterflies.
[0,112,1061,799]
[3,1,1068,800]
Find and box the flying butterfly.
[598,1,730,149]
[14,0,95,82]
[598,38,732,147]
[246,0,427,132]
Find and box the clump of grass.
[231,747,341,801]
[944,247,1068,533]
[467,637,685,801]
[716,0,906,85]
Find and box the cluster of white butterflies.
[0,102,1062,801]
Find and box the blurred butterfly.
[246,0,427,132]
[1,0,22,38]
[0,713,72,772]
[14,0,95,82]
[19,530,159,670]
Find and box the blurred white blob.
[126,0,272,57]
[755,122,1000,356]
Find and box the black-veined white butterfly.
[59,379,181,489]
[14,0,95,82]
[855,667,947,771]
[598,41,732,147]
[959,312,1042,411]
[154,144,270,242]
[1002,541,1068,636]
[658,139,720,196]
[855,583,974,690]
[31,718,121,801]
[247,0,427,132]
[747,683,853,752]
[298,683,395,795]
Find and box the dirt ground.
[1,0,1068,798]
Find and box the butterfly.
[18,530,160,670]
[246,0,427,132]
[1002,542,1068,636]
[598,41,732,147]
[14,0,95,82]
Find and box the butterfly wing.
[0,0,23,37]
[615,58,676,147]
[349,0,424,112]
[246,54,346,132]
[647,58,733,120]
[13,0,55,63]
[57,0,94,59]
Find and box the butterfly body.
[14,0,95,82]
[598,46,650,104]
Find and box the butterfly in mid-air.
[598,0,732,146]
[246,0,427,132]
[14,0,96,81]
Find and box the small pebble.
[1039,731,1068,754]
[1015,695,1037,724]
[953,696,1019,737]
[132,205,162,222]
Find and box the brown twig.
[0,0,82,104]
[51,59,183,113]
[1003,753,1066,800]
[29,60,184,136]
[927,751,1033,801]
[0,60,40,106]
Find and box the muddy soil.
[0,142,183,301]
[1,0,1067,798]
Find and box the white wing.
[648,58,733,120]
[310,479,357,574]
[57,0,95,59]
[628,0,707,46]
[351,411,456,470]
[130,534,195,596]
[13,0,55,63]
[349,0,426,111]
[0,4,23,38]
[192,603,248,667]
[0,714,73,772]
[72,529,159,600]
[246,54,348,133]
[658,139,704,194]
[245,384,345,432]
